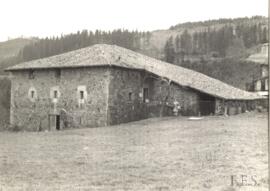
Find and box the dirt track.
[0,112,268,190]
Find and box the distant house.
[246,43,269,97]
[246,65,268,96]
[5,44,262,131]
[246,43,268,64]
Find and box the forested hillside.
[0,16,268,89]
[161,16,268,89]
[20,30,151,62]
[164,16,268,62]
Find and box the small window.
[80,91,84,100]
[28,87,37,102]
[77,86,87,105]
[31,90,35,98]
[29,70,35,79]
[128,92,132,101]
[50,87,60,101]
[55,69,61,79]
[54,90,58,99]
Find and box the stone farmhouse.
[6,44,262,131]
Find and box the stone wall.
[151,81,200,116]
[107,67,147,125]
[10,67,110,131]
[0,76,11,130]
[11,65,254,130]
[107,67,201,125]
[215,98,256,115]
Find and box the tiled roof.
[6,44,263,100]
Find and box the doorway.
[56,115,60,130]
[49,114,61,131]
[198,92,215,115]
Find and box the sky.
[0,0,268,42]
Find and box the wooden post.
[159,78,171,117]
[223,100,228,116]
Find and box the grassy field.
[0,112,268,191]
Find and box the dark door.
[200,101,215,115]
[199,93,215,115]
[56,115,60,130]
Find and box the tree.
[180,30,192,55]
[192,32,199,54]
[164,36,175,63]
[261,27,268,43]
[226,37,246,58]
[175,35,181,52]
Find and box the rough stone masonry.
[9,66,202,131]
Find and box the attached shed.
[5,44,263,131]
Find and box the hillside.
[142,16,268,59]
[179,59,262,90]
[0,38,35,61]
[170,16,268,30]
[142,16,268,90]
[0,16,268,89]
[0,38,36,75]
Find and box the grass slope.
[0,112,267,190]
